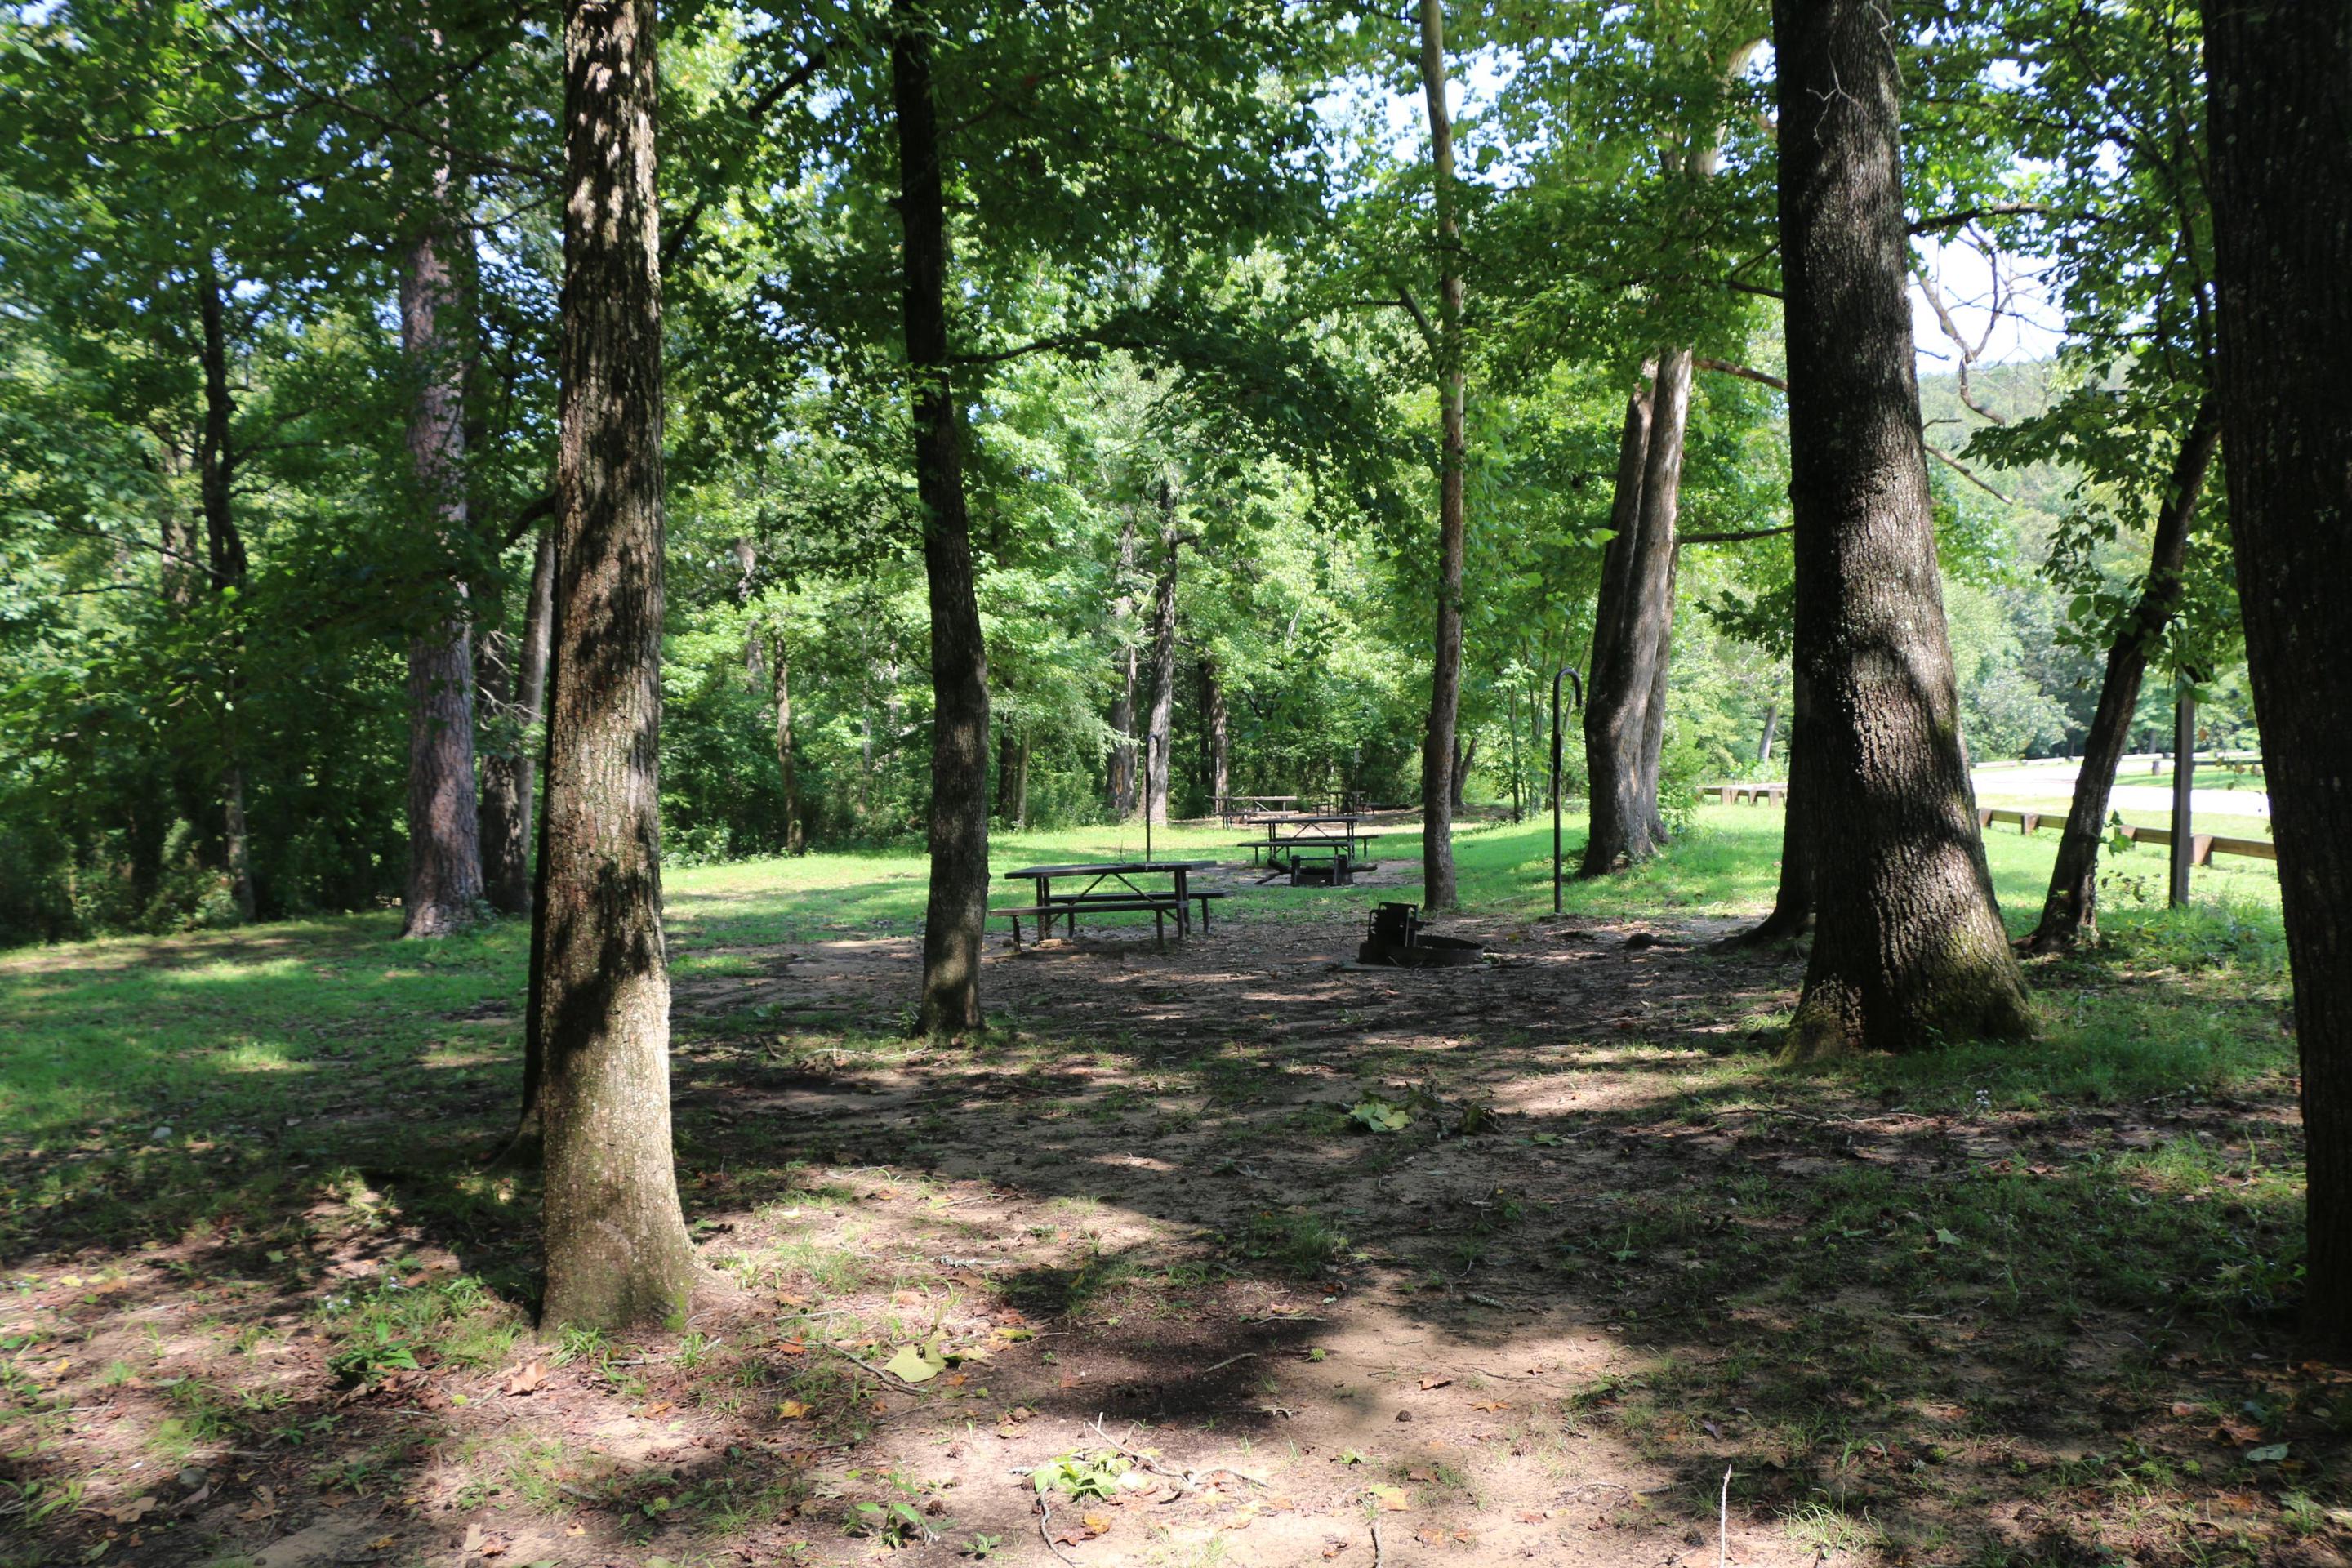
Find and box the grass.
[0,804,2325,1568]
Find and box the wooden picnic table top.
[1252,812,1367,826]
[1000,860,1218,880]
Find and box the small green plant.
[1349,1098,1410,1133]
[964,1532,1005,1558]
[324,1323,420,1385]
[849,1499,934,1547]
[1030,1450,1132,1502]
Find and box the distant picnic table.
[1240,813,1380,884]
[991,860,1222,948]
[1216,793,1299,825]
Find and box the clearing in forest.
[0,813,2338,1568]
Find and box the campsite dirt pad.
[10,904,2341,1567]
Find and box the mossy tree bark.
[532,0,695,1330]
[2028,396,2218,951]
[2201,0,2352,1348]
[1416,0,1466,909]
[894,0,990,1037]
[1774,0,2031,1056]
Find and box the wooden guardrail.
[1976,807,2277,866]
[1696,791,2277,867]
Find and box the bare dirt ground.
[10,898,2345,1568]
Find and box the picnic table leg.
[1174,867,1190,937]
[1154,906,1165,947]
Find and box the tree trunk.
[1581,350,1690,874]
[1145,482,1178,827]
[1107,510,1139,817]
[1450,734,1473,813]
[2028,395,2220,951]
[481,527,555,913]
[1203,657,1230,809]
[1635,538,1681,844]
[772,611,804,854]
[895,0,991,1037]
[1774,0,2030,1055]
[2202,0,2352,1348]
[1757,700,1780,765]
[532,0,694,1330]
[399,209,487,938]
[196,260,256,923]
[1726,665,1820,946]
[1417,0,1467,910]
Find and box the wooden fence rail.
[1695,790,2278,867]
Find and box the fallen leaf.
[1406,1468,1436,1483]
[1418,1376,1452,1392]
[778,1399,810,1419]
[883,1343,944,1384]
[505,1361,548,1396]
[1468,1400,1509,1413]
[777,1339,807,1356]
[238,1486,278,1522]
[2246,1443,2290,1463]
[1517,1510,1548,1524]
[2169,1401,2200,1418]
[106,1497,157,1526]
[1366,1485,1410,1512]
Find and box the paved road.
[1971,755,2269,821]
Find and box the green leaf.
[884,1341,946,1383]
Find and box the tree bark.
[2201,0,2352,1348]
[1450,734,1473,813]
[1145,481,1178,827]
[1582,350,1691,873]
[1107,510,1139,817]
[1203,657,1230,809]
[1635,538,1681,844]
[480,527,555,913]
[1774,0,2030,1056]
[196,260,256,924]
[895,0,991,1037]
[1417,0,1467,910]
[1757,700,1780,764]
[399,207,487,938]
[771,610,804,854]
[532,0,695,1330]
[2028,395,2219,951]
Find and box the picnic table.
[1217,793,1299,825]
[1241,813,1380,884]
[992,860,1223,948]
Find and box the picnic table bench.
[1240,814,1380,884]
[992,860,1223,948]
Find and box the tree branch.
[1694,358,1786,392]
[1680,523,1793,544]
[1924,441,2014,503]
[1908,203,2048,235]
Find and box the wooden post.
[2169,684,2196,907]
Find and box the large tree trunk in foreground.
[196,261,256,924]
[1417,0,1467,908]
[2203,0,2352,1349]
[399,212,487,938]
[532,0,694,1330]
[480,528,555,913]
[1582,350,1691,873]
[1774,0,2030,1056]
[1635,539,1681,843]
[2028,396,2219,951]
[896,2,990,1036]
[1145,483,1178,828]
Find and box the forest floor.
[2,812,2342,1568]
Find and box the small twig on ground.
[821,1343,933,1395]
[1200,1352,1257,1374]
[1720,1463,1732,1568]
[1037,1496,1082,1566]
[1371,1517,1386,1568]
